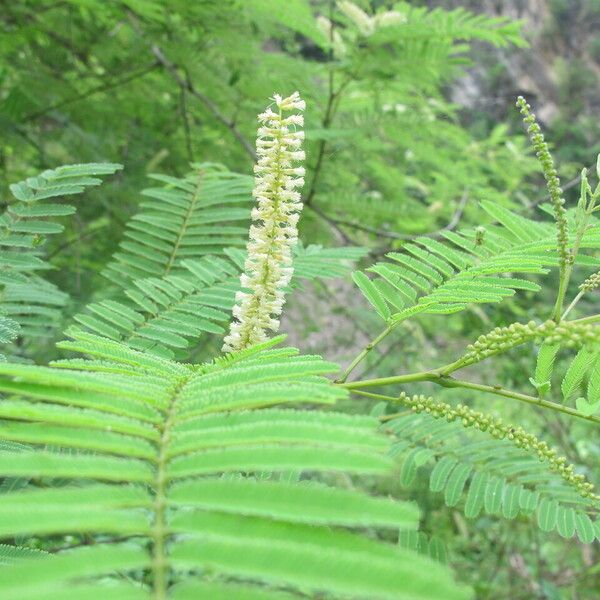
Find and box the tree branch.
[125,10,255,160]
[310,188,470,245]
[23,62,159,122]
[126,21,256,161]
[305,202,358,245]
[304,0,339,208]
[149,43,256,161]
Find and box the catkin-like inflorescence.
[338,1,375,35]
[458,319,600,368]
[223,92,306,353]
[580,270,600,293]
[337,1,405,36]
[516,97,571,269]
[396,393,598,501]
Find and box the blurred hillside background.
[2,1,600,597]
[439,0,600,164]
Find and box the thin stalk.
[552,265,572,322]
[552,198,597,321]
[561,290,584,320]
[151,376,188,599]
[344,311,600,390]
[436,377,600,426]
[152,413,172,600]
[346,390,411,421]
[341,369,440,390]
[349,389,399,402]
[571,313,600,325]
[339,306,431,383]
[337,324,394,383]
[164,168,204,276]
[379,410,411,422]
[341,371,600,426]
[304,2,338,209]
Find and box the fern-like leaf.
[0,163,122,351]
[532,342,560,397]
[561,347,599,402]
[0,333,469,599]
[102,163,252,287]
[355,201,600,322]
[387,411,600,543]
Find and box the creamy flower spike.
[222,92,306,353]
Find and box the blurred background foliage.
[1,0,599,597]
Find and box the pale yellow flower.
[223,93,306,353]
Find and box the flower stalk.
[223,92,306,353]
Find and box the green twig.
[571,313,600,326]
[340,369,438,390]
[336,324,394,383]
[561,290,584,320]
[341,370,600,426]
[436,377,600,426]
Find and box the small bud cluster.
[397,393,599,501]
[459,319,600,368]
[223,92,306,353]
[516,97,571,269]
[460,320,548,367]
[543,321,600,346]
[580,270,600,293]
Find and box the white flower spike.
[222,92,306,353]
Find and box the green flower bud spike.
[396,393,599,502]
[516,97,571,271]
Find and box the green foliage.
[2,1,600,597]
[533,342,560,397]
[0,543,48,566]
[388,410,599,544]
[0,163,121,355]
[531,344,600,417]
[561,347,598,401]
[353,192,600,327]
[0,0,534,252]
[103,164,252,287]
[0,332,469,599]
[353,202,557,322]
[70,243,365,359]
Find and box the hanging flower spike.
[223,92,306,353]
